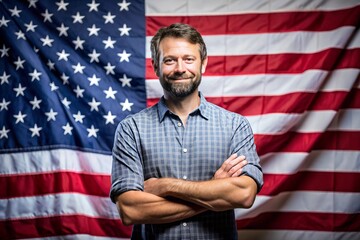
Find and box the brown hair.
[150,23,207,73]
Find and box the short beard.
[161,76,201,98]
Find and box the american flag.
[1,0,359,239]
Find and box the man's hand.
[213,154,247,179]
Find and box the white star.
[28,0,38,8]
[118,50,131,62]
[56,0,69,11]
[120,98,133,111]
[0,71,11,85]
[88,49,101,63]
[73,85,85,98]
[87,0,100,12]
[24,21,37,32]
[57,23,69,37]
[87,125,99,138]
[104,86,117,99]
[88,74,101,86]
[14,57,25,70]
[103,36,116,49]
[30,96,42,110]
[87,24,100,36]
[88,97,101,112]
[13,111,27,124]
[103,12,115,24]
[73,111,85,123]
[0,44,10,57]
[62,123,73,135]
[47,60,55,70]
[40,35,54,47]
[45,108,58,121]
[0,98,10,111]
[29,69,42,81]
[13,83,26,97]
[103,111,116,125]
[72,12,85,24]
[104,62,115,75]
[118,0,131,11]
[118,23,131,36]
[0,126,10,139]
[119,74,132,87]
[15,30,26,40]
[49,82,59,91]
[57,49,70,61]
[41,9,53,23]
[0,16,10,27]
[73,36,85,50]
[29,124,42,137]
[62,97,71,108]
[72,62,85,74]
[61,73,70,85]
[9,6,22,17]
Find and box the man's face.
[157,37,207,98]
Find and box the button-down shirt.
[110,92,263,240]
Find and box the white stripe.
[146,26,358,57]
[146,0,360,15]
[237,230,360,240]
[3,191,358,222]
[248,109,360,134]
[0,148,112,175]
[235,191,360,219]
[0,193,118,220]
[146,69,359,98]
[260,150,360,174]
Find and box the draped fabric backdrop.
[0,0,359,239]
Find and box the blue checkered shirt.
[110,92,263,240]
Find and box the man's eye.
[185,58,195,63]
[164,59,174,64]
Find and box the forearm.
[147,175,257,211]
[115,190,206,225]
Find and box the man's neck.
[164,91,200,125]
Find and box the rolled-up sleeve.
[232,116,263,192]
[110,118,144,203]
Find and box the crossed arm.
[115,154,258,226]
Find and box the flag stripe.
[146,48,360,79]
[146,6,360,35]
[0,215,131,239]
[145,0,360,15]
[1,171,358,200]
[2,149,358,177]
[146,26,359,58]
[236,212,360,231]
[147,90,360,116]
[236,230,360,240]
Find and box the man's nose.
[174,59,186,73]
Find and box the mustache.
[168,73,194,80]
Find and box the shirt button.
[183,148,187,153]
[177,122,182,127]
[183,222,187,227]
[183,175,187,180]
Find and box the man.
[110,23,263,239]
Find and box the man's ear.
[151,59,159,77]
[201,57,208,74]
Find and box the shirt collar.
[157,91,210,122]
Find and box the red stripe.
[147,90,359,114]
[237,212,360,231]
[146,5,360,35]
[146,48,360,78]
[255,131,360,155]
[0,172,110,199]
[0,215,132,239]
[260,172,360,196]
